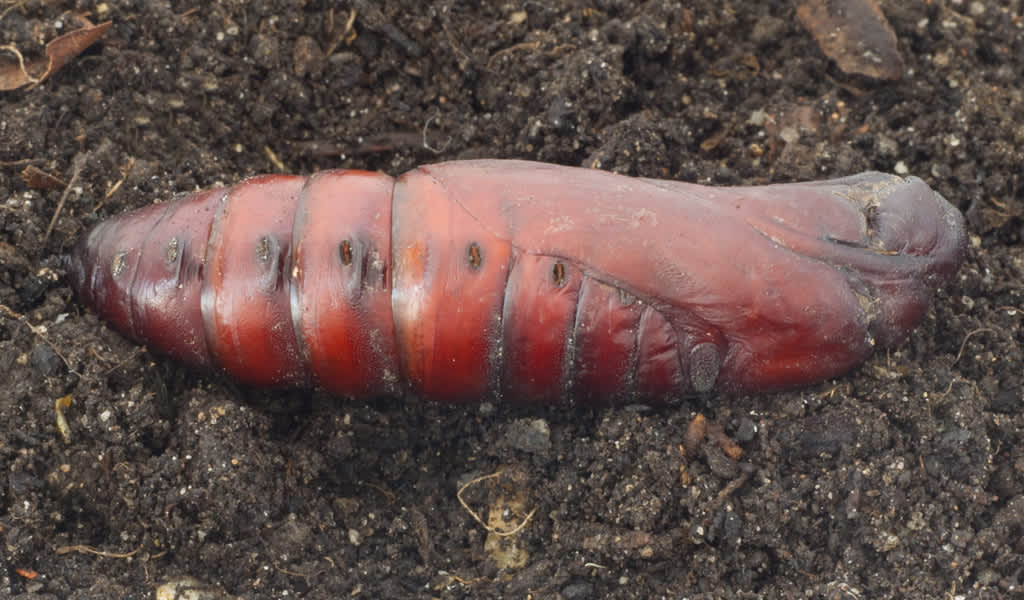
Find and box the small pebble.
[503,418,551,454]
[704,444,740,479]
[29,344,61,377]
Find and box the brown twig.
[55,544,142,558]
[104,156,135,200]
[44,153,87,242]
[264,145,286,172]
[0,158,46,166]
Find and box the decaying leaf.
[21,165,66,190]
[796,0,904,80]
[0,21,112,91]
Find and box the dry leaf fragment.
[0,21,112,91]
[21,165,67,190]
[796,0,904,80]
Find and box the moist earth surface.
[1,1,1022,598]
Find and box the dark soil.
[2,1,1023,598]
